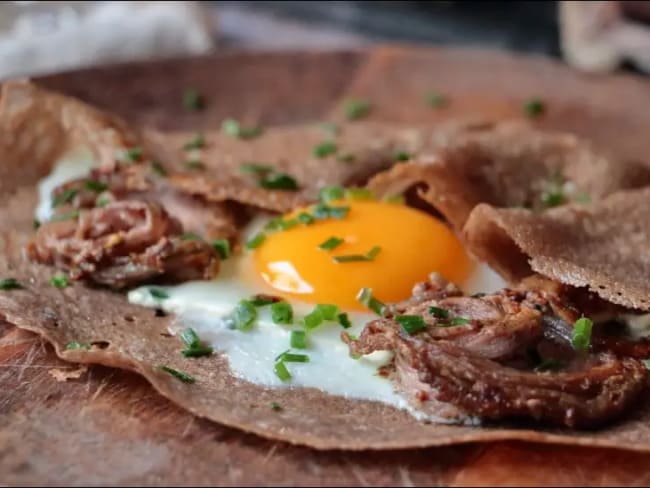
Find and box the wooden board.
[2,46,650,486]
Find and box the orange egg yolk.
[253,200,473,311]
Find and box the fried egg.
[128,196,506,421]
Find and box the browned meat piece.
[26,200,219,288]
[346,274,648,428]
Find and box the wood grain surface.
[2,46,650,486]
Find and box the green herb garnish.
[150,161,167,177]
[212,239,231,259]
[271,301,293,325]
[450,317,470,326]
[232,300,257,331]
[33,219,41,230]
[344,99,371,120]
[159,365,196,384]
[246,232,266,249]
[643,359,650,370]
[337,312,352,329]
[0,278,22,290]
[52,189,78,208]
[240,163,272,174]
[183,88,204,111]
[221,118,262,139]
[84,180,108,192]
[270,401,283,411]
[274,360,291,381]
[429,306,449,319]
[332,245,381,263]
[180,328,213,358]
[345,188,374,200]
[183,133,205,150]
[315,304,338,321]
[180,232,202,241]
[50,210,79,222]
[571,316,593,352]
[185,160,205,171]
[96,195,110,208]
[290,330,307,349]
[393,151,411,162]
[319,185,345,202]
[540,190,567,209]
[260,172,299,190]
[318,236,344,251]
[122,147,143,162]
[149,288,169,300]
[65,341,90,350]
[50,274,69,289]
[396,315,427,335]
[425,91,448,108]
[297,212,315,225]
[523,98,545,117]
[313,141,338,158]
[265,217,298,232]
[277,351,310,363]
[312,203,350,220]
[357,287,386,316]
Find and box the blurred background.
[1,1,649,79]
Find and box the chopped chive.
[271,301,293,325]
[571,316,593,352]
[356,288,386,316]
[429,306,450,319]
[319,122,339,136]
[183,133,205,150]
[523,98,545,118]
[303,309,324,330]
[33,219,41,230]
[425,91,448,108]
[344,99,371,120]
[52,189,78,208]
[246,233,266,250]
[84,180,108,192]
[212,239,231,259]
[278,352,309,363]
[180,328,213,358]
[249,294,279,307]
[96,195,110,208]
[319,185,345,203]
[393,151,411,162]
[318,236,344,251]
[184,160,205,171]
[337,312,352,329]
[65,341,90,350]
[221,118,262,139]
[643,359,650,370]
[240,163,272,175]
[149,288,169,300]
[123,147,143,162]
[535,358,564,372]
[260,173,299,191]
[0,278,22,290]
[383,194,405,204]
[312,204,350,220]
[158,365,196,384]
[337,153,356,163]
[50,274,69,289]
[183,88,204,111]
[332,246,381,263]
[50,210,79,222]
[540,190,566,209]
[313,141,338,158]
[290,330,307,349]
[150,161,167,177]
[345,188,374,200]
[396,315,427,335]
[315,304,339,321]
[270,401,283,411]
[450,317,470,326]
[265,217,298,232]
[232,300,258,331]
[297,212,315,225]
[274,361,291,381]
[180,232,202,241]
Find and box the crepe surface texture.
[1,81,650,450]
